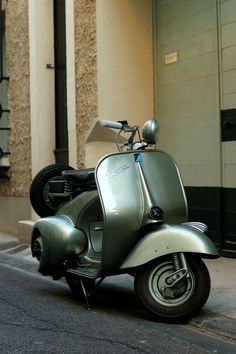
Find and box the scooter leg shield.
[31,215,87,275]
[120,223,219,270]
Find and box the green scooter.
[30,119,219,322]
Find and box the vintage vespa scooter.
[30,119,219,322]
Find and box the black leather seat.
[62,168,95,186]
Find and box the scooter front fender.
[120,224,219,269]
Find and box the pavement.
[0,231,235,343]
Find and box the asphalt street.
[0,234,236,354]
[0,251,236,354]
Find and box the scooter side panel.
[119,224,219,269]
[96,153,144,272]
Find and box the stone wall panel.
[74,0,98,168]
[0,0,31,197]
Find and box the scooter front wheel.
[134,256,210,323]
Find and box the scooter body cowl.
[32,149,219,277]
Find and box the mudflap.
[120,223,219,270]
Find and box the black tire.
[65,273,95,300]
[134,256,210,323]
[30,164,74,217]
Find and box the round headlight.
[142,119,158,145]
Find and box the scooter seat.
[62,168,96,186]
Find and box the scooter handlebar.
[100,120,123,130]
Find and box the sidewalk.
[0,231,235,341]
[189,257,236,341]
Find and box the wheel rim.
[32,236,43,262]
[148,261,195,307]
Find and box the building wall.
[1,0,31,197]
[0,0,160,236]
[0,0,56,234]
[0,2,9,166]
[65,0,77,167]
[155,0,221,246]
[84,0,154,166]
[0,0,32,235]
[96,0,154,124]
[155,0,236,255]
[219,0,236,254]
[29,0,55,176]
[220,0,236,188]
[4,0,235,253]
[155,0,221,188]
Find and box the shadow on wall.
[84,120,125,167]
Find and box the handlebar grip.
[100,120,123,129]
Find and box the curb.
[190,312,236,342]
[0,233,32,259]
[0,243,32,258]
[0,233,18,246]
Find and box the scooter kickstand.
[80,279,91,310]
[80,277,105,310]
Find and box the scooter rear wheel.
[134,256,210,323]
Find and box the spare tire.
[30,164,74,217]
